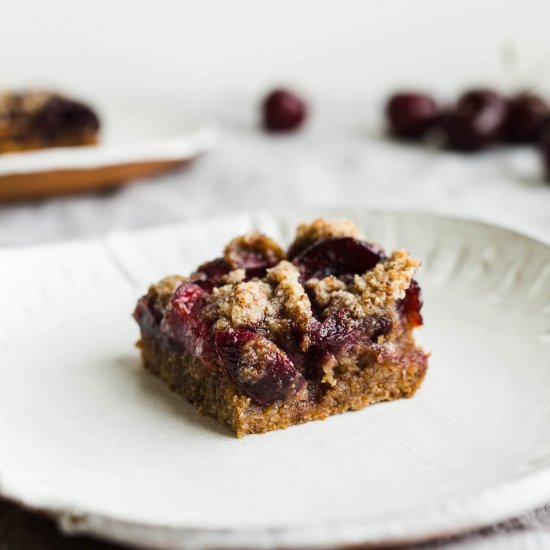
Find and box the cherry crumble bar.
[0,90,100,153]
[133,219,429,437]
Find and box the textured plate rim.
[1,207,550,550]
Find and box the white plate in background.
[0,99,217,199]
[0,209,549,549]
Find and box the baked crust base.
[139,335,428,438]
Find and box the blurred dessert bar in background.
[0,90,100,153]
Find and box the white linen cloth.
[1,99,549,549]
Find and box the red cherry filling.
[133,295,163,338]
[292,237,384,281]
[539,126,550,182]
[397,280,423,327]
[309,311,392,355]
[194,258,232,287]
[215,329,308,405]
[195,245,281,285]
[161,282,211,358]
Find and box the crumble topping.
[306,276,347,308]
[266,261,312,336]
[296,218,361,242]
[289,218,361,256]
[224,231,284,268]
[148,275,187,309]
[220,269,246,284]
[354,250,420,309]
[207,280,273,330]
[305,250,419,320]
[141,220,421,357]
[204,261,313,349]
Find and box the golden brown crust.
[139,334,428,437]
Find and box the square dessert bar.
[134,219,428,437]
[0,90,100,153]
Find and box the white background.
[2,0,550,102]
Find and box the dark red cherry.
[397,280,423,327]
[504,92,549,143]
[538,125,550,182]
[292,237,384,281]
[309,312,361,354]
[262,89,307,132]
[161,282,211,357]
[224,234,284,278]
[309,311,392,355]
[215,329,308,405]
[386,92,439,139]
[133,295,163,338]
[194,258,232,288]
[444,89,508,151]
[194,255,275,286]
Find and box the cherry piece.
[538,125,550,182]
[262,89,307,132]
[161,282,211,357]
[504,92,549,144]
[215,329,308,405]
[444,89,508,151]
[397,280,423,327]
[292,237,384,281]
[224,233,284,277]
[133,295,163,338]
[194,258,232,288]
[386,92,439,139]
[310,311,392,356]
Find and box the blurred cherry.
[262,89,307,132]
[444,89,508,151]
[504,92,549,144]
[386,92,439,139]
[538,124,550,182]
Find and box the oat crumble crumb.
[354,250,420,311]
[289,218,362,256]
[207,280,273,330]
[148,275,186,308]
[224,231,284,268]
[266,261,313,334]
[220,269,246,284]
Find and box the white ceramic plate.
[0,100,217,175]
[1,209,550,550]
[0,99,217,200]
